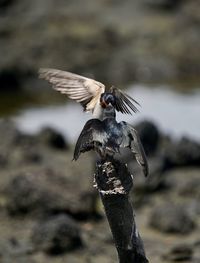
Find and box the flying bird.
[39,68,140,119]
[73,105,148,177]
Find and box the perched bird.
[73,105,148,177]
[39,68,140,119]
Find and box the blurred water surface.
[12,84,200,142]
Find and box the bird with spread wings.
[73,106,148,177]
[39,68,148,176]
[39,68,140,119]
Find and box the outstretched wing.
[120,122,148,177]
[39,68,105,112]
[110,86,140,114]
[73,119,106,160]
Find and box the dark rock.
[0,68,22,92]
[135,120,160,156]
[149,203,196,234]
[163,243,193,262]
[13,132,37,147]
[77,190,102,220]
[5,173,71,216]
[31,214,83,254]
[37,127,69,150]
[5,171,98,219]
[144,0,183,11]
[163,169,200,217]
[0,0,15,9]
[163,137,200,168]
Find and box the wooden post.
[94,159,148,263]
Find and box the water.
[13,85,200,142]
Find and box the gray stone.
[37,127,69,150]
[163,243,193,262]
[31,214,83,254]
[149,203,196,234]
[5,172,98,219]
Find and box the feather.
[73,117,148,176]
[39,68,105,111]
[39,68,140,116]
[119,122,148,177]
[73,119,105,160]
[110,86,140,114]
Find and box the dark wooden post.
[94,159,148,263]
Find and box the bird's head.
[100,93,115,108]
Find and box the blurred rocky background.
[0,0,200,262]
[0,0,200,94]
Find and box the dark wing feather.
[129,127,149,177]
[73,119,105,160]
[110,87,140,114]
[120,122,148,177]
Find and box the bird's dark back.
[102,118,123,147]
